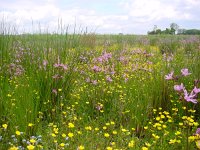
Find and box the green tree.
[170,23,179,34]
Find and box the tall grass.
[0,21,200,149]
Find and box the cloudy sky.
[0,0,200,34]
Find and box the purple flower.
[181,68,191,76]
[195,128,200,135]
[192,86,200,94]
[174,83,184,92]
[52,89,58,95]
[92,80,98,85]
[106,76,113,82]
[43,60,48,66]
[92,65,101,72]
[183,88,198,104]
[54,63,68,70]
[165,71,174,80]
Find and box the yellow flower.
[27,145,35,150]
[95,127,99,131]
[156,117,160,121]
[68,122,75,128]
[196,140,200,149]
[169,139,176,144]
[106,147,112,150]
[9,146,18,150]
[145,142,151,147]
[62,133,66,138]
[7,94,12,97]
[179,122,183,126]
[53,128,59,134]
[60,143,65,147]
[112,131,117,134]
[121,128,128,132]
[104,133,110,138]
[142,147,148,150]
[28,123,34,127]
[2,124,8,129]
[15,130,21,136]
[188,136,196,142]
[110,121,115,125]
[68,132,74,138]
[30,139,36,144]
[78,145,85,150]
[175,131,181,136]
[128,140,135,147]
[106,123,110,126]
[54,140,57,143]
[103,126,107,130]
[85,126,92,131]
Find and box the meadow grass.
[0,24,200,150]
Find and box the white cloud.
[0,0,200,34]
[121,0,195,22]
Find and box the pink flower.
[92,65,101,72]
[165,71,174,80]
[192,86,200,94]
[106,76,113,82]
[52,89,58,95]
[92,80,98,85]
[174,83,184,92]
[183,88,198,104]
[181,68,191,76]
[43,60,48,66]
[195,128,200,135]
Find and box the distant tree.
[170,23,179,34]
[184,29,200,35]
[147,25,162,35]
[165,28,171,34]
[156,29,161,34]
[153,25,158,32]
[148,30,156,35]
[177,29,186,34]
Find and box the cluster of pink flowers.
[174,83,200,103]
[95,52,112,63]
[165,68,200,104]
[165,68,191,80]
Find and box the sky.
[0,0,200,34]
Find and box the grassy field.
[0,26,200,150]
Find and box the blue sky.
[0,0,200,34]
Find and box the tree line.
[148,23,200,35]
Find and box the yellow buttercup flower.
[128,140,135,147]
[78,145,85,150]
[196,140,200,149]
[2,124,8,129]
[104,133,110,138]
[68,122,75,128]
[60,143,65,147]
[9,146,18,150]
[68,132,74,138]
[27,145,35,150]
[28,123,34,127]
[30,139,36,144]
[15,130,21,136]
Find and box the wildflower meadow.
[0,24,200,150]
